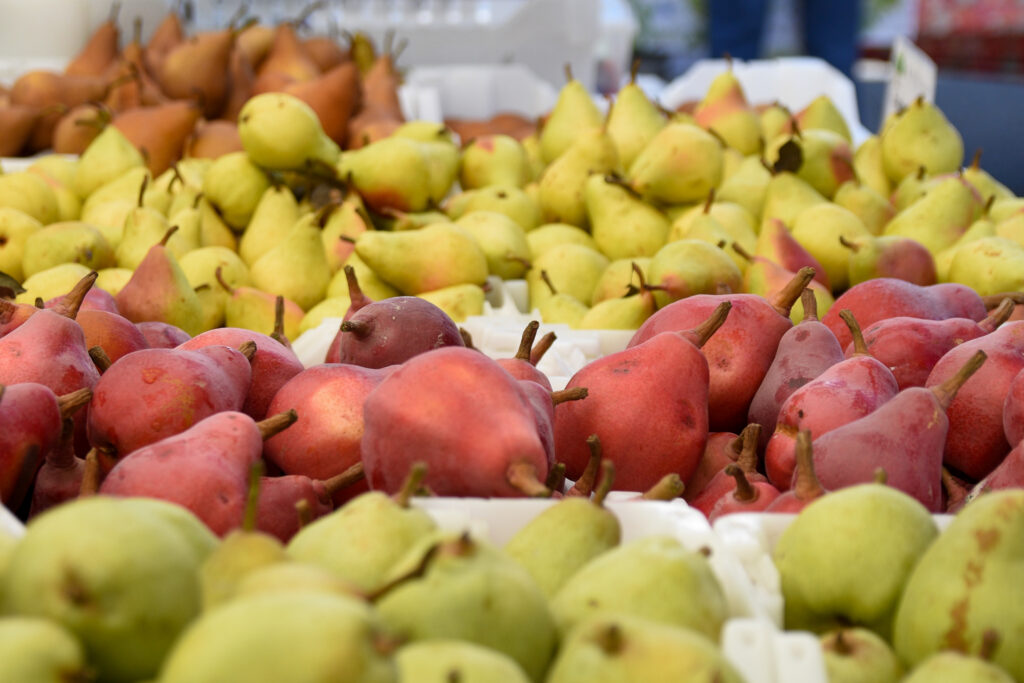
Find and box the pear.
[883,176,979,255]
[833,179,895,235]
[716,154,773,219]
[377,208,450,232]
[396,640,531,683]
[249,219,332,311]
[890,166,931,211]
[881,97,964,183]
[81,199,136,249]
[354,223,488,295]
[551,535,727,641]
[455,210,532,279]
[591,257,650,305]
[460,134,532,189]
[321,194,371,273]
[218,269,304,340]
[94,267,133,296]
[538,127,621,228]
[760,101,793,142]
[0,617,91,683]
[28,154,78,187]
[82,167,170,217]
[180,247,252,334]
[15,263,92,305]
[647,238,742,306]
[0,171,60,224]
[287,464,437,595]
[670,193,757,272]
[693,67,761,155]
[239,185,300,267]
[338,136,433,214]
[820,628,904,683]
[445,185,542,231]
[607,63,667,169]
[232,562,363,602]
[20,221,114,278]
[935,210,998,281]
[117,195,199,270]
[766,129,855,199]
[0,208,43,281]
[394,122,459,204]
[537,277,590,327]
[540,64,604,164]
[791,203,873,291]
[417,283,487,322]
[628,122,723,204]
[852,135,891,198]
[196,197,238,250]
[300,296,352,334]
[584,174,669,259]
[1,496,214,683]
[902,649,1015,683]
[526,243,609,311]
[72,125,145,199]
[327,252,401,301]
[201,152,271,229]
[238,92,340,171]
[773,483,938,638]
[947,236,1024,296]
[796,94,852,141]
[963,150,1015,203]
[843,234,938,288]
[527,222,598,259]
[760,170,828,229]
[547,614,744,683]
[158,592,395,683]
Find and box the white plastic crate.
[0,502,25,539]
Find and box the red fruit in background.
[689,423,765,515]
[683,430,741,504]
[77,309,150,364]
[0,298,38,337]
[707,465,781,522]
[28,418,81,517]
[255,474,332,543]
[1003,367,1024,447]
[497,320,554,391]
[0,383,64,511]
[45,286,119,314]
[765,431,827,513]
[136,321,191,348]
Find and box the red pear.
[497,320,553,391]
[28,418,82,517]
[519,381,588,471]
[76,309,150,364]
[707,465,782,522]
[1005,368,1024,447]
[44,286,119,315]
[255,472,345,543]
[758,218,830,289]
[764,431,827,512]
[136,321,191,348]
[0,384,62,510]
[682,430,741,504]
[689,423,765,515]
[962,437,1024,508]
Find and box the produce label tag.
[883,36,938,119]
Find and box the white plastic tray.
[0,502,25,539]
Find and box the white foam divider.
[1,502,25,539]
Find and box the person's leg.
[709,0,771,61]
[803,0,861,76]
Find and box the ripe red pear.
[0,383,67,510]
[707,464,782,521]
[28,418,83,517]
[765,431,827,512]
[76,308,150,363]
[962,436,1024,508]
[682,430,741,504]
[137,321,191,348]
[1004,368,1024,446]
[254,468,365,543]
[689,422,766,515]
[497,320,554,391]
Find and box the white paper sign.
[883,36,938,120]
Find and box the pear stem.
[932,350,987,411]
[343,265,372,312]
[979,298,1015,332]
[564,62,573,83]
[602,174,645,201]
[595,624,625,655]
[458,327,476,351]
[833,629,853,656]
[593,460,615,507]
[393,462,428,508]
[270,297,290,347]
[873,467,888,484]
[971,148,983,170]
[530,331,557,366]
[551,387,588,406]
[737,422,762,472]
[322,461,366,497]
[688,300,732,348]
[256,409,298,440]
[838,235,860,252]
[916,165,927,180]
[545,462,567,493]
[137,174,149,209]
[839,309,869,356]
[515,321,540,362]
[237,340,257,361]
[792,430,825,501]
[159,225,179,247]
[730,241,754,263]
[295,498,313,529]
[540,270,558,296]
[57,387,93,419]
[88,346,113,373]
[941,466,969,508]
[770,267,816,318]
[214,266,235,295]
[339,319,371,338]
[703,188,715,214]
[799,289,818,322]
[641,473,685,500]
[629,57,640,84]
[79,449,101,497]
[725,464,757,502]
[242,460,264,532]
[506,461,551,498]
[568,434,603,497]
[983,194,996,215]
[52,272,98,320]
[980,629,1000,661]
[982,292,1024,308]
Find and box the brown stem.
[983,194,996,215]
[136,174,149,208]
[57,387,93,419]
[641,473,685,500]
[564,62,573,83]
[393,462,428,508]
[79,448,102,497]
[295,498,313,529]
[839,309,869,356]
[725,464,757,502]
[916,165,927,180]
[322,461,366,497]
[515,320,540,361]
[344,265,373,312]
[48,419,77,470]
[505,253,533,269]
[214,266,235,295]
[595,624,625,655]
[257,409,298,440]
[932,350,987,411]
[688,300,732,348]
[506,461,551,498]
[530,332,557,366]
[941,466,970,508]
[873,467,888,484]
[568,434,603,497]
[792,430,825,501]
[540,270,558,296]
[88,346,113,373]
[981,292,1024,309]
[593,460,615,507]
[737,423,762,472]
[602,174,645,201]
[703,188,715,213]
[237,340,257,361]
[159,225,179,247]
[629,57,640,84]
[339,319,371,338]
[730,241,754,263]
[459,327,477,350]
[271,296,290,347]
[971,148,982,170]
[545,462,566,493]
[980,629,1001,661]
[52,272,99,320]
[838,235,860,252]
[799,288,818,322]
[832,629,853,656]
[242,460,264,532]
[770,267,816,317]
[551,387,588,406]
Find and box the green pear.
[460,134,533,189]
[72,125,145,199]
[766,129,855,199]
[946,236,1024,295]
[540,65,604,164]
[327,252,400,301]
[0,207,42,281]
[628,122,723,204]
[28,154,78,187]
[239,185,301,267]
[158,592,395,683]
[15,263,92,305]
[377,208,450,232]
[249,218,332,311]
[760,101,793,142]
[647,238,742,306]
[505,462,621,597]
[201,152,271,229]
[760,170,828,229]
[80,167,167,217]
[834,180,895,236]
[526,243,609,311]
[538,289,590,328]
[354,223,488,295]
[550,535,727,641]
[300,296,352,334]
[233,561,363,602]
[180,247,251,334]
[796,94,852,141]
[526,223,598,259]
[445,185,542,232]
[455,210,532,279]
[881,97,964,183]
[196,197,238,250]
[935,211,998,281]
[791,203,872,291]
[591,257,650,305]
[890,167,934,211]
[321,195,371,273]
[716,154,772,219]
[852,135,891,198]
[820,628,904,683]
[394,123,459,204]
[773,483,938,638]
[94,267,133,295]
[693,68,762,155]
[396,640,531,683]
[990,197,1024,223]
[584,174,669,259]
[995,209,1024,249]
[607,67,667,169]
[883,176,979,255]
[0,171,60,224]
[287,465,437,595]
[338,136,433,214]
[238,92,340,171]
[20,220,115,278]
[963,150,1014,203]
[376,533,558,682]
[901,650,1015,683]
[538,127,621,228]
[80,199,136,249]
[547,614,744,683]
[219,274,304,340]
[417,283,486,322]
[669,195,757,272]
[117,202,199,270]
[0,496,212,683]
[0,617,91,683]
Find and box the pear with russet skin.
[717,154,773,219]
[460,134,533,189]
[585,174,669,259]
[249,219,332,311]
[833,179,894,235]
[628,122,723,205]
[455,210,532,279]
[445,185,542,232]
[527,223,598,259]
[607,62,667,169]
[693,66,761,155]
[881,97,964,183]
[538,126,621,228]
[591,257,650,305]
[201,152,271,230]
[540,64,605,164]
[239,184,300,267]
[527,243,609,311]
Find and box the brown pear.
[51,104,108,155]
[254,23,320,94]
[283,62,360,146]
[144,10,185,77]
[158,28,236,118]
[103,18,168,114]
[303,35,349,72]
[187,120,244,159]
[113,100,202,176]
[10,71,107,151]
[220,46,257,123]
[0,103,40,156]
[65,4,120,78]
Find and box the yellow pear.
[249,219,332,311]
[607,64,667,169]
[0,208,43,282]
[540,65,604,164]
[538,127,621,228]
[354,223,488,295]
[239,185,300,267]
[628,122,723,204]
